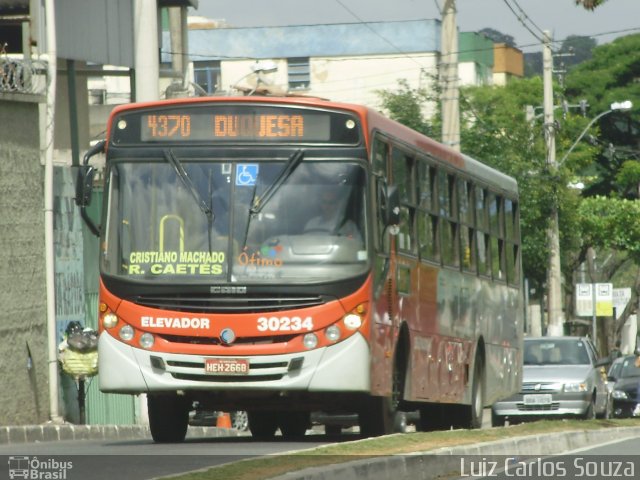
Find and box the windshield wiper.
[164,149,213,221]
[250,149,304,214]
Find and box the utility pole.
[543,30,564,336]
[440,0,460,151]
[133,0,159,102]
[167,6,190,97]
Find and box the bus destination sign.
[111,105,359,145]
[142,112,314,141]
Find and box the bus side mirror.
[76,140,106,237]
[385,185,400,227]
[75,165,96,207]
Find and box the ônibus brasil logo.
[8,456,73,479]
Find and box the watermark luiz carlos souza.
[8,456,73,479]
[460,456,635,477]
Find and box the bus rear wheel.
[454,353,485,429]
[148,394,190,443]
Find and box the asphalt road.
[0,409,496,480]
[0,434,334,480]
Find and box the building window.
[193,61,221,94]
[288,57,310,90]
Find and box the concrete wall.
[0,94,49,424]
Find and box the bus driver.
[304,188,361,243]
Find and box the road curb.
[0,424,236,445]
[270,426,640,480]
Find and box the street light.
[546,100,633,337]
[558,100,633,166]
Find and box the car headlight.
[564,383,588,393]
[612,390,628,400]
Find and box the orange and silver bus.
[77,96,523,442]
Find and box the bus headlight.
[303,333,318,349]
[343,313,362,330]
[139,333,155,349]
[325,325,341,342]
[103,312,118,329]
[119,325,134,342]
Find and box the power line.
[332,0,432,71]
[501,0,544,44]
[509,0,545,38]
[172,26,640,64]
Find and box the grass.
[171,418,640,480]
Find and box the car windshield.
[619,357,640,378]
[101,157,369,284]
[523,339,591,366]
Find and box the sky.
[193,0,640,53]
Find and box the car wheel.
[596,395,612,419]
[231,411,249,431]
[582,397,596,420]
[491,409,505,427]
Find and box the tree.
[377,78,437,137]
[564,34,640,198]
[558,35,597,70]
[478,28,516,48]
[376,34,637,347]
[575,0,606,9]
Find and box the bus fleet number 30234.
[256,316,314,332]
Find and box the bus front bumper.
[98,331,370,394]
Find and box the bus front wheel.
[148,394,190,443]
[278,412,310,438]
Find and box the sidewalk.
[0,424,235,445]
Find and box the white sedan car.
[491,336,610,426]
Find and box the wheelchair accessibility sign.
[236,164,259,186]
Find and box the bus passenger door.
[370,138,397,396]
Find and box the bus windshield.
[102,156,369,284]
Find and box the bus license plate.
[523,394,552,405]
[204,358,249,375]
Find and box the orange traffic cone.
[216,411,232,429]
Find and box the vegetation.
[171,419,640,480]
[377,33,639,350]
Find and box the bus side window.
[392,148,416,255]
[458,180,476,272]
[417,158,439,263]
[372,136,390,292]
[475,187,490,277]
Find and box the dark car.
[610,355,640,418]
